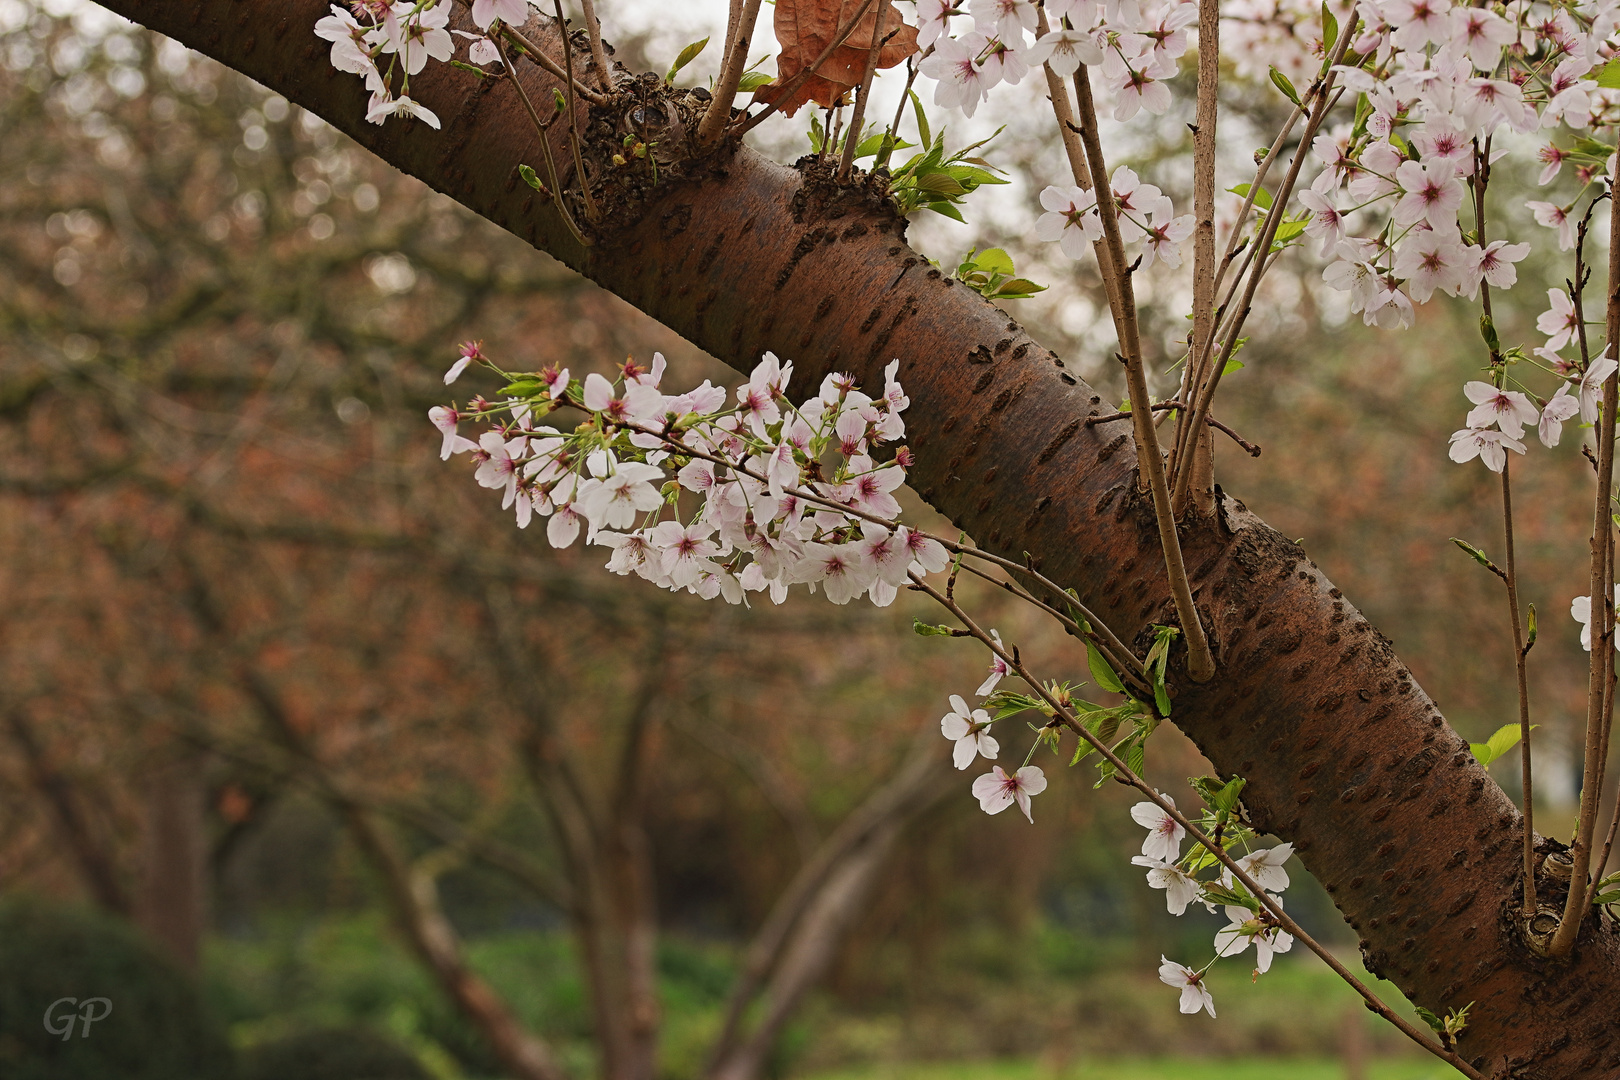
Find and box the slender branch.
[1472,137,1537,919]
[1070,64,1214,682]
[1174,0,1220,512]
[575,0,613,91]
[734,0,878,136]
[697,0,764,149]
[1172,36,1353,515]
[553,0,601,223]
[908,574,1488,1080]
[1552,183,1620,957]
[1087,401,1260,456]
[838,0,891,181]
[495,33,590,248]
[1500,459,1538,916]
[1587,794,1619,909]
[500,21,608,104]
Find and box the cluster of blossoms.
[315,0,531,127]
[918,0,1199,268]
[1295,0,1620,330]
[1130,795,1296,1016]
[432,348,952,608]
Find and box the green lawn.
[803,1058,1462,1080]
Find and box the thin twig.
[552,0,601,223]
[697,0,764,148]
[908,574,1488,1080]
[874,52,923,171]
[1470,136,1537,918]
[1174,0,1220,511]
[1086,402,1260,456]
[1552,183,1620,957]
[839,0,891,181]
[734,0,878,136]
[575,0,613,91]
[1071,64,1215,682]
[1172,33,1354,516]
[500,21,608,104]
[494,33,590,248]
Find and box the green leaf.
[449,60,490,77]
[666,36,709,83]
[1597,57,1620,89]
[974,247,1017,276]
[737,70,774,92]
[1527,603,1538,647]
[909,89,931,149]
[1222,358,1245,377]
[915,172,967,196]
[1227,182,1273,211]
[1449,537,1500,574]
[1321,2,1338,53]
[1271,218,1308,244]
[912,618,956,637]
[990,278,1047,299]
[1480,313,1501,353]
[1471,723,1536,768]
[1153,675,1171,719]
[1202,881,1259,911]
[518,164,547,192]
[500,378,543,397]
[1269,66,1301,105]
[1087,642,1126,694]
[1127,739,1146,779]
[1415,1007,1445,1034]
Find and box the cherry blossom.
[1571,586,1620,652]
[916,0,955,49]
[972,765,1048,822]
[1463,381,1538,440]
[1576,354,1619,423]
[1132,856,1201,914]
[1528,201,1577,251]
[976,629,1012,695]
[1130,796,1185,862]
[1158,957,1216,1017]
[970,0,1038,42]
[1537,288,1581,351]
[1538,387,1580,448]
[921,33,993,118]
[366,93,441,129]
[1448,427,1527,473]
[428,405,477,460]
[1025,26,1104,75]
[1213,905,1295,973]
[471,0,530,30]
[941,694,1001,770]
[1034,185,1102,259]
[1233,843,1293,893]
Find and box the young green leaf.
[518,164,547,193]
[1321,2,1338,52]
[1597,56,1620,89]
[912,618,957,637]
[909,88,931,149]
[666,36,709,84]
[1470,723,1535,768]
[1087,642,1126,694]
[1269,66,1301,105]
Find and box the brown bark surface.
[96,3,1620,1075]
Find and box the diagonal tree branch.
[91,3,1620,1073]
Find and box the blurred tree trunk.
[4,704,131,916]
[134,744,208,970]
[90,3,1620,1075]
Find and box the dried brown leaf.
[754,0,920,118]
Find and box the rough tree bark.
[98,3,1620,1075]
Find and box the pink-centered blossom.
[1130,796,1185,862]
[1213,905,1295,973]
[1528,201,1576,250]
[1463,381,1538,439]
[1025,27,1104,75]
[969,0,1038,42]
[921,33,992,118]
[1132,856,1201,915]
[977,629,1012,695]
[941,694,1000,770]
[1447,427,1526,472]
[972,765,1047,822]
[1158,957,1216,1017]
[1537,288,1581,351]
[1392,160,1464,229]
[1034,184,1102,259]
[1538,386,1579,447]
